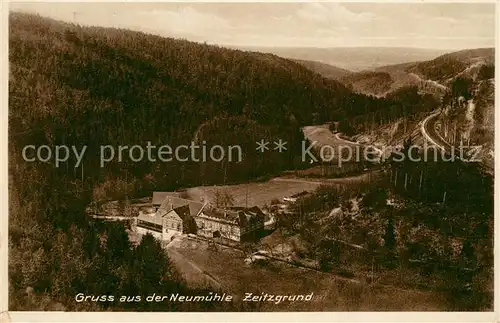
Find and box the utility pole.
[125,168,129,201]
[371,256,374,284]
[245,181,249,209]
[223,159,227,185]
[418,170,423,197]
[453,124,457,145]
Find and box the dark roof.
[231,206,265,226]
[202,206,265,226]
[140,195,205,225]
[229,206,264,215]
[171,204,191,221]
[202,208,241,223]
[157,195,205,218]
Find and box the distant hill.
[292,59,352,80]
[340,71,393,96]
[341,62,431,97]
[435,48,494,64]
[339,48,494,97]
[407,48,494,83]
[235,46,449,71]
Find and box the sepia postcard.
[1,1,498,322]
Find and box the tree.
[341,199,353,214]
[360,185,388,211]
[477,63,494,81]
[461,238,476,268]
[383,215,396,252]
[212,188,235,208]
[316,239,341,271]
[125,234,175,301]
[451,77,473,100]
[338,120,356,136]
[105,222,132,262]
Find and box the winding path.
[421,111,449,151]
[421,110,494,173]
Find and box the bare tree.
[213,188,235,208]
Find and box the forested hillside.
[337,86,439,136]
[340,71,393,96]
[279,151,493,310]
[8,13,435,194]
[408,48,494,83]
[338,48,494,98]
[10,13,392,191]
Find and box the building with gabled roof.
[134,192,264,242]
[157,195,205,218]
[151,192,180,211]
[195,206,265,242]
[135,193,205,240]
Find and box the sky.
[9,2,496,50]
